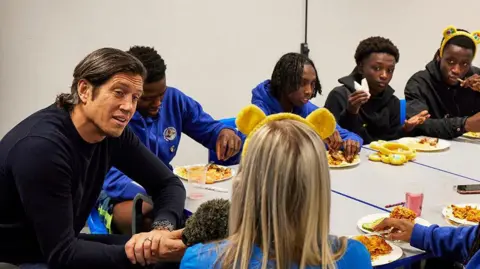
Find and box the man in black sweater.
[325,36,429,143]
[0,48,186,268]
[405,26,480,139]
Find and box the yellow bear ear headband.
[235,105,337,157]
[439,25,480,58]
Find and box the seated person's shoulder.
[2,105,75,161]
[407,69,429,83]
[329,85,350,98]
[335,238,372,268]
[181,241,228,268]
[166,86,187,101]
[472,65,480,75]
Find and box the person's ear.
[435,50,441,62]
[77,79,92,103]
[357,63,364,75]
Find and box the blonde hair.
[219,119,346,269]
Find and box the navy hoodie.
[103,87,236,200]
[411,224,480,268]
[324,73,405,143]
[251,80,363,145]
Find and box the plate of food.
[397,137,450,152]
[327,151,360,168]
[357,206,431,234]
[352,235,403,266]
[173,164,235,184]
[442,203,480,226]
[463,132,480,139]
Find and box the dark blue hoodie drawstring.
[155,119,160,156]
[138,107,161,156]
[139,116,151,150]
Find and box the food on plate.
[464,132,480,138]
[353,235,393,260]
[418,137,439,147]
[362,217,385,232]
[327,150,348,165]
[451,204,480,223]
[176,165,232,184]
[327,151,359,166]
[390,206,417,222]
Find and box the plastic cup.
[405,183,424,217]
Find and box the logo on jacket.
[163,127,177,141]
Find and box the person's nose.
[120,96,135,114]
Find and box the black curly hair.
[182,199,230,246]
[127,46,167,84]
[434,28,476,59]
[354,36,400,66]
[270,52,321,99]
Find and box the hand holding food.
[373,218,414,242]
[465,112,480,133]
[216,129,242,161]
[347,91,370,114]
[460,74,480,92]
[403,110,430,132]
[343,139,361,163]
[325,130,343,151]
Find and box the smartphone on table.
[456,184,480,194]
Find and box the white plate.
[173,164,235,184]
[328,155,361,168]
[442,203,480,226]
[350,235,403,266]
[397,137,450,152]
[357,213,431,234]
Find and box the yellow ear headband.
[235,105,337,157]
[439,25,480,58]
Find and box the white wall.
[1,0,479,166]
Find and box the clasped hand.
[125,228,186,266]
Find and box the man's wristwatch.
[151,220,174,232]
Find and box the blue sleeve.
[103,166,147,200]
[182,95,228,150]
[251,99,271,115]
[208,131,245,166]
[307,102,364,147]
[337,239,373,269]
[180,243,218,269]
[336,123,364,147]
[410,224,478,262]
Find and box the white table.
[182,138,480,268]
[408,138,480,181]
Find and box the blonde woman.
[180,116,372,268]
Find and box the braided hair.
[127,46,167,83]
[270,52,321,99]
